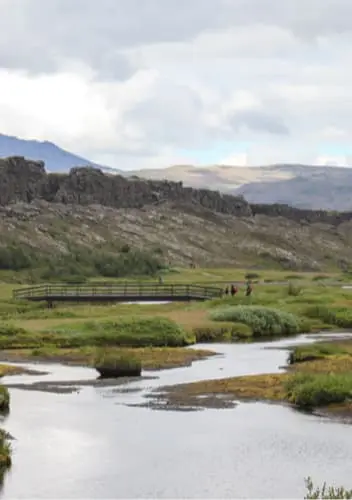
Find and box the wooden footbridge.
[13,282,223,306]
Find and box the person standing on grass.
[246,282,253,296]
[230,284,238,297]
[225,286,229,296]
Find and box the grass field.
[1,267,352,397]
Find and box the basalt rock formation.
[1,156,352,227]
[0,156,251,216]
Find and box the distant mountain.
[129,163,352,211]
[0,133,120,173]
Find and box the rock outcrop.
[2,156,352,226]
[0,156,251,217]
[251,203,352,225]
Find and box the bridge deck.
[13,283,223,303]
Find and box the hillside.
[0,133,110,173]
[1,156,352,276]
[2,133,352,210]
[129,164,352,211]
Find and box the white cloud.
[0,1,352,168]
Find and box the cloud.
[0,0,352,168]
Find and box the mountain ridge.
[1,132,352,210]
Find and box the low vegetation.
[0,317,191,350]
[0,387,9,412]
[0,429,11,481]
[94,349,142,378]
[285,373,352,409]
[0,243,165,282]
[149,338,352,415]
[305,477,352,499]
[0,387,11,481]
[209,306,303,337]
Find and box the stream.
[1,332,352,498]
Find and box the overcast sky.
[0,0,352,169]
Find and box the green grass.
[288,343,351,364]
[0,387,9,412]
[192,322,252,342]
[305,477,352,499]
[303,305,352,328]
[0,428,11,480]
[285,372,352,409]
[94,349,142,377]
[0,317,192,349]
[209,306,304,336]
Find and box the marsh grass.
[285,373,352,409]
[0,387,9,412]
[192,322,252,342]
[305,477,352,499]
[12,346,215,370]
[209,306,303,336]
[0,429,11,478]
[288,343,352,364]
[94,349,142,377]
[0,317,192,349]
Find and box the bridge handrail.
[13,282,223,300]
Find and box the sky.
[0,0,352,170]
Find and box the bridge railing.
[13,282,223,300]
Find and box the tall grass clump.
[0,387,9,412]
[210,306,303,337]
[305,477,352,499]
[304,305,352,328]
[193,322,252,342]
[288,343,349,364]
[287,282,302,296]
[285,373,352,409]
[43,317,192,348]
[94,349,142,378]
[0,429,11,479]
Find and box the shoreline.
[1,335,351,424]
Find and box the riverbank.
[1,334,352,498]
[144,338,352,421]
[0,346,216,371]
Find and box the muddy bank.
[0,346,216,372]
[4,375,156,394]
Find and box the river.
[1,333,352,498]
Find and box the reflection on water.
[1,333,352,499]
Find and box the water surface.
[1,333,352,498]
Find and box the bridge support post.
[47,300,53,309]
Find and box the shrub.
[305,477,352,499]
[288,343,347,364]
[245,272,260,280]
[193,322,252,343]
[44,317,191,348]
[94,349,141,378]
[210,306,302,337]
[285,373,352,409]
[287,282,302,296]
[0,324,27,336]
[0,387,9,412]
[303,305,352,328]
[0,244,36,270]
[0,428,11,476]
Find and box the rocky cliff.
[0,156,251,216]
[2,156,352,226]
[2,157,352,271]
